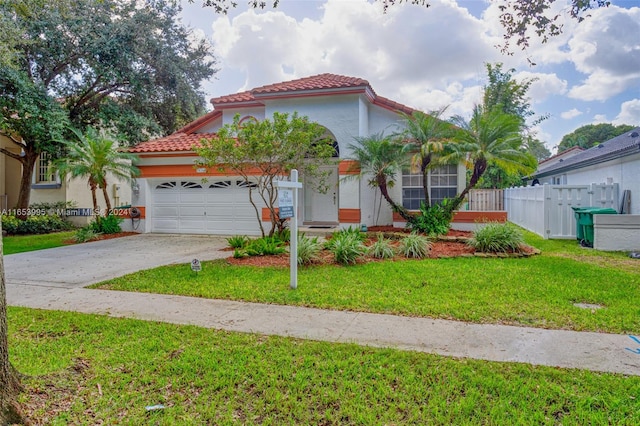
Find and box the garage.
[150,179,262,235]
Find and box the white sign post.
[276,169,302,289]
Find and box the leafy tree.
[497,0,610,51]
[0,0,215,212]
[54,128,140,218]
[196,0,609,49]
[345,132,412,221]
[398,108,455,206]
[525,137,551,162]
[448,105,537,208]
[476,63,547,189]
[0,67,70,220]
[558,123,635,152]
[483,63,541,126]
[196,113,336,237]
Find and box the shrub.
[244,236,286,256]
[468,222,524,253]
[327,232,367,265]
[74,226,101,243]
[91,214,123,234]
[227,235,249,249]
[296,234,322,265]
[324,226,366,250]
[409,199,454,236]
[0,214,73,235]
[398,233,431,259]
[368,234,396,259]
[273,227,290,243]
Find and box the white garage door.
[151,180,262,235]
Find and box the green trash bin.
[581,207,618,247]
[571,207,589,241]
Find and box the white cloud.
[209,0,499,101]
[561,108,583,120]
[593,114,608,123]
[514,71,568,103]
[613,99,640,126]
[567,5,640,101]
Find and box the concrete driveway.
[5,233,229,289]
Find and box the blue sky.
[180,0,640,153]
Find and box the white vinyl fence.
[505,183,619,239]
[467,189,504,211]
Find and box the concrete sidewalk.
[5,234,640,376]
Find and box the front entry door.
[304,165,339,224]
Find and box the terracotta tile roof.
[129,132,217,153]
[252,73,370,95]
[210,73,415,113]
[374,95,415,115]
[132,74,417,154]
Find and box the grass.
[94,230,640,334]
[10,307,640,424]
[2,231,76,255]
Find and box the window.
[429,164,458,206]
[37,153,55,183]
[209,180,232,189]
[402,164,458,209]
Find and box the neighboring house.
[128,73,466,235]
[533,146,584,184]
[0,135,132,225]
[0,134,21,211]
[531,127,640,214]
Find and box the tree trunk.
[100,183,112,217]
[0,219,27,425]
[451,159,488,211]
[420,154,432,207]
[376,174,413,222]
[15,152,38,220]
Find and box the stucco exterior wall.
[0,135,22,209]
[594,214,640,251]
[266,95,361,158]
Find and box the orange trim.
[338,208,361,223]
[452,211,507,223]
[114,206,146,219]
[393,210,507,223]
[262,207,279,221]
[339,160,360,175]
[139,164,264,178]
[392,211,414,222]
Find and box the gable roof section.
[129,132,216,153]
[210,73,415,114]
[534,127,640,178]
[131,73,416,154]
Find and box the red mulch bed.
[224,228,535,268]
[63,231,139,244]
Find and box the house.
[531,127,640,214]
[0,134,133,225]
[533,145,584,184]
[127,73,467,235]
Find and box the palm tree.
[398,108,455,206]
[447,105,537,210]
[54,127,139,217]
[345,132,413,221]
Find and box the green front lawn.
[94,232,640,334]
[10,307,640,424]
[2,231,76,254]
